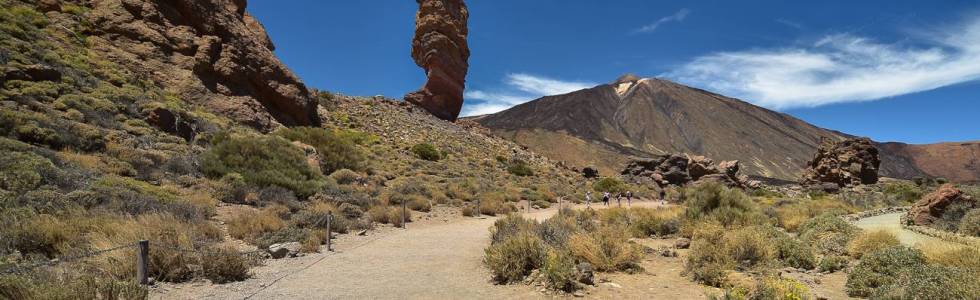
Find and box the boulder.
[582,166,599,179]
[85,0,319,130]
[2,64,62,82]
[908,184,976,226]
[404,0,470,121]
[621,153,750,188]
[674,237,691,249]
[801,137,880,188]
[575,262,594,285]
[145,107,196,141]
[268,242,301,259]
[290,141,322,174]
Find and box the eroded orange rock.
[405,0,470,121]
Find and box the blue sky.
[248,0,980,144]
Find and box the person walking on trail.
[626,190,633,207]
[585,191,592,207]
[602,192,610,206]
[659,187,667,206]
[616,192,622,207]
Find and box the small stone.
[674,238,691,249]
[573,291,585,297]
[603,282,622,289]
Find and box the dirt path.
[852,212,961,248]
[152,201,670,299]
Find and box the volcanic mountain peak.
[476,77,978,182]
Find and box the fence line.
[0,242,139,275]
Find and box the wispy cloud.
[633,8,691,34]
[666,15,980,110]
[462,73,595,116]
[775,18,803,30]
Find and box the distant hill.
[472,75,980,182]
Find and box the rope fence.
[0,213,339,285]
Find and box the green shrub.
[201,133,326,198]
[871,264,978,299]
[541,250,578,292]
[276,127,366,173]
[755,276,811,300]
[846,246,926,297]
[686,224,780,286]
[959,209,980,236]
[797,213,858,255]
[410,143,442,161]
[201,246,253,283]
[881,181,924,204]
[933,201,975,232]
[490,214,538,245]
[847,230,900,258]
[329,169,361,185]
[683,182,766,227]
[0,150,57,193]
[568,225,642,272]
[774,236,817,270]
[592,177,625,193]
[536,214,579,248]
[818,255,849,273]
[506,159,534,177]
[484,231,547,283]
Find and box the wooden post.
[137,240,149,285]
[402,200,407,229]
[325,213,332,252]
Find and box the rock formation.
[621,153,757,188]
[404,0,470,121]
[85,0,318,130]
[908,184,976,226]
[801,137,880,188]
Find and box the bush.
[490,214,538,245]
[847,230,900,258]
[408,197,431,212]
[568,225,642,272]
[958,209,980,236]
[846,246,926,297]
[818,255,849,273]
[774,236,817,270]
[254,226,310,249]
[775,197,856,232]
[755,276,810,300]
[536,215,579,248]
[685,224,780,286]
[410,143,442,161]
[330,169,361,185]
[484,231,547,283]
[797,213,858,255]
[201,133,326,198]
[881,181,924,204]
[872,264,979,299]
[506,159,534,177]
[300,230,327,253]
[227,208,285,244]
[0,274,148,300]
[368,205,391,224]
[625,207,682,237]
[592,177,625,193]
[387,206,411,228]
[933,201,975,232]
[683,182,766,227]
[201,246,253,283]
[920,244,980,273]
[477,193,514,216]
[276,127,366,173]
[541,250,578,292]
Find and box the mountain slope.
[474,76,978,182]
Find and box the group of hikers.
[583,187,667,207]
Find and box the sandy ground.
[852,212,960,248]
[151,200,689,299]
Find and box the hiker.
[626,190,633,207]
[602,192,610,206]
[585,191,592,207]
[616,192,622,207]
[659,186,667,205]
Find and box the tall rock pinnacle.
[405,0,470,121]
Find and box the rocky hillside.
[473,75,979,182]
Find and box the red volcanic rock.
[801,137,880,188]
[86,0,318,130]
[908,184,976,226]
[405,0,470,121]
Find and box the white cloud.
[461,73,595,116]
[666,15,980,110]
[633,9,691,34]
[775,18,803,30]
